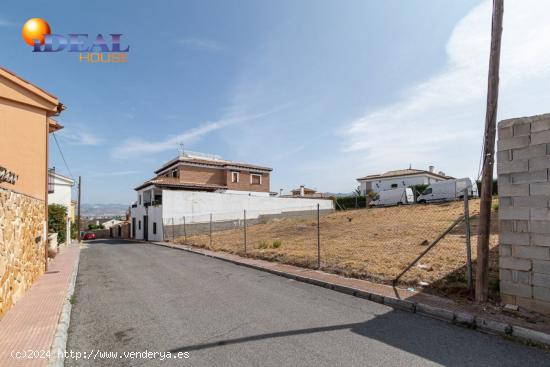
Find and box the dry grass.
[176,199,499,298]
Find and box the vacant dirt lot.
[175,199,499,299]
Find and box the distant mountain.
[81,203,128,218]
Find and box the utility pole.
[77,176,82,243]
[476,0,504,303]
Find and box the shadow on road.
[83,239,136,246]
[168,310,547,366]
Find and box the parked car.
[417,178,478,203]
[83,232,96,240]
[370,187,415,207]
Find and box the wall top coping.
[499,113,550,129]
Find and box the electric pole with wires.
[476,0,504,303]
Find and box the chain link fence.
[163,192,499,295]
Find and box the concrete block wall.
[497,113,550,315]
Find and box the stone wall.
[0,188,46,317]
[497,113,550,315]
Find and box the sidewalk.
[153,241,550,347]
[0,244,80,367]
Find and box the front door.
[143,215,149,241]
[132,218,136,238]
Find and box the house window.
[153,222,157,234]
[138,220,141,230]
[139,195,142,205]
[171,170,178,178]
[231,171,240,183]
[250,173,262,185]
[391,183,398,188]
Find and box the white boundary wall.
[162,190,334,223]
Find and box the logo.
[22,18,129,63]
[0,166,18,185]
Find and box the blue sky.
[2,0,550,204]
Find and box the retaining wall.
[0,188,46,317]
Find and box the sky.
[2,0,550,204]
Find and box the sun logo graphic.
[22,18,51,46]
[21,18,129,63]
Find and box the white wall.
[360,175,444,194]
[48,175,74,245]
[130,204,163,241]
[162,190,334,223]
[48,176,73,209]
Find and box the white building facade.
[357,168,451,195]
[48,172,75,244]
[130,188,334,242]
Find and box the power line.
[52,132,74,179]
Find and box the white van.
[417,178,478,203]
[370,187,415,207]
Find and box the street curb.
[47,247,81,367]
[149,241,550,348]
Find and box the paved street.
[66,240,550,367]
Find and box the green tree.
[48,204,67,244]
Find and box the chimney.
[300,185,305,197]
[428,165,434,173]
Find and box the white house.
[48,172,75,244]
[130,152,334,241]
[102,219,125,229]
[357,167,452,195]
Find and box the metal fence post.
[317,204,321,269]
[464,188,473,290]
[183,216,187,244]
[209,213,212,247]
[172,218,175,242]
[244,209,247,254]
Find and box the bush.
[272,240,282,249]
[257,241,268,249]
[336,195,366,210]
[48,204,67,244]
[88,223,105,230]
[476,179,498,196]
[409,184,429,200]
[71,221,78,239]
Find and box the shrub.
[492,201,499,211]
[476,179,498,196]
[272,240,282,249]
[257,241,268,249]
[71,222,78,239]
[336,195,366,210]
[48,204,67,244]
[409,184,429,200]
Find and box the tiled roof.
[154,155,272,174]
[0,67,65,114]
[357,169,452,181]
[134,176,226,191]
[291,187,317,193]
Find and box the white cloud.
[60,127,103,146]
[111,109,280,158]
[178,38,223,51]
[87,170,141,178]
[0,18,15,27]
[345,0,550,178]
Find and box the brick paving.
[0,244,80,367]
[159,241,550,334]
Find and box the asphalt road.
[66,240,550,367]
